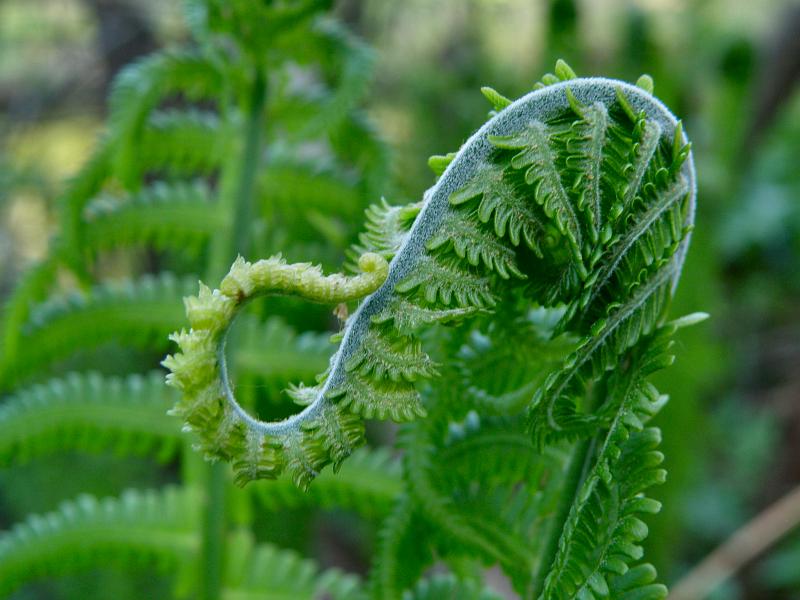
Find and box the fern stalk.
[199,67,268,600]
[529,433,597,598]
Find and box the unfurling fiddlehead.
[164,253,389,488]
[166,60,699,596]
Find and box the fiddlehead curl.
[167,62,696,503]
[164,252,388,488]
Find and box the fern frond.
[251,446,400,518]
[564,174,690,330]
[3,273,193,385]
[164,253,389,489]
[108,48,224,187]
[137,109,226,177]
[455,308,575,414]
[168,66,696,520]
[402,422,534,579]
[369,497,432,600]
[426,210,526,279]
[257,160,365,224]
[394,253,496,309]
[58,144,113,272]
[345,324,438,383]
[331,372,426,422]
[449,162,547,257]
[404,574,505,600]
[0,486,201,597]
[0,372,180,465]
[224,528,364,600]
[404,414,571,594]
[560,92,609,237]
[527,257,677,447]
[83,180,221,256]
[491,120,586,262]
[372,297,483,331]
[0,258,56,378]
[348,198,421,265]
[536,330,674,599]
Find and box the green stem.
[528,434,596,599]
[202,461,227,599]
[197,67,268,600]
[207,69,267,280]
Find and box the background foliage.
[1,0,799,599]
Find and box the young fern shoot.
[166,60,701,597]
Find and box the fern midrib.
[622,120,661,209]
[17,303,185,369]
[544,256,676,432]
[1,528,199,572]
[583,175,688,311]
[85,201,222,237]
[0,402,179,450]
[541,368,642,598]
[519,121,584,252]
[528,432,597,599]
[583,103,608,232]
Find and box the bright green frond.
[137,109,227,177]
[0,486,201,597]
[404,574,505,600]
[108,48,224,186]
[3,274,194,386]
[251,447,401,518]
[0,372,180,465]
[83,180,221,256]
[224,529,365,600]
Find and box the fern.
[251,447,401,518]
[82,181,220,257]
[0,486,202,597]
[3,274,194,387]
[0,372,180,465]
[224,529,365,600]
[165,60,701,598]
[1,0,704,593]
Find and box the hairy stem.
[198,68,268,600]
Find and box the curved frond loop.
[168,66,696,509]
[164,252,389,489]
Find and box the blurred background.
[1,0,799,598]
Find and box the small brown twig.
[670,483,800,600]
